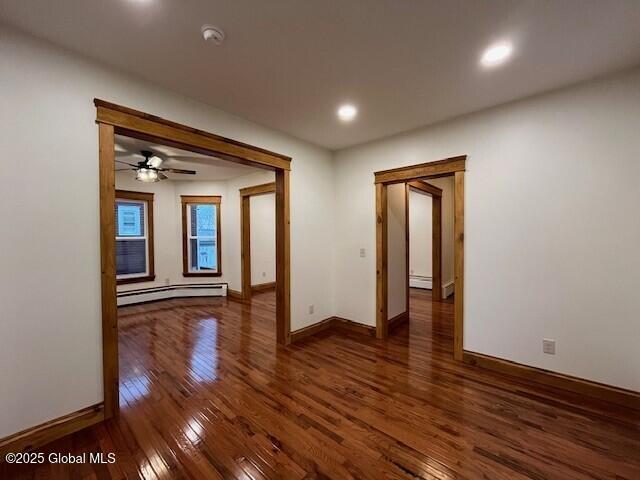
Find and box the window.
[181,196,221,276]
[115,190,155,284]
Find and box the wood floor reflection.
[3,289,639,479]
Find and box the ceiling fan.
[116,150,196,182]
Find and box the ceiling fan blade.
[158,172,168,180]
[163,168,196,175]
[116,160,139,167]
[115,168,137,172]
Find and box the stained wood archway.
[96,100,291,420]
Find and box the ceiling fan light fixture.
[136,168,159,183]
[148,156,163,168]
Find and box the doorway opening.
[240,182,276,301]
[374,156,465,360]
[96,100,291,420]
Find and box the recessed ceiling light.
[480,42,513,68]
[337,104,357,122]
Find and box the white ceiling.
[115,135,257,181]
[2,1,640,150]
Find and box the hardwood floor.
[3,289,639,479]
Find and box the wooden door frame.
[239,182,277,301]
[407,181,442,302]
[95,100,291,420]
[375,156,465,360]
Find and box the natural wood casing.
[96,100,293,425]
[375,156,466,357]
[115,190,155,285]
[239,182,276,302]
[180,195,222,277]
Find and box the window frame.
[181,195,222,277]
[115,190,155,285]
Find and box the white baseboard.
[117,283,227,306]
[410,276,455,298]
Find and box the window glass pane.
[190,238,217,271]
[116,202,144,237]
[190,204,215,237]
[116,239,147,275]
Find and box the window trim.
[115,190,155,285]
[181,195,222,277]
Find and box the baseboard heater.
[117,283,227,306]
[409,276,455,298]
[409,275,433,290]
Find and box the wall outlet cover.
[308,305,314,314]
[359,248,366,258]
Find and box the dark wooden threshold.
[388,310,409,332]
[0,403,104,459]
[290,316,375,343]
[251,282,276,293]
[463,351,640,412]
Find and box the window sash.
[186,203,218,273]
[116,199,149,279]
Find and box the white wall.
[334,67,640,391]
[0,27,335,438]
[387,183,407,319]
[409,190,432,278]
[250,193,276,285]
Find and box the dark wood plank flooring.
[2,288,639,479]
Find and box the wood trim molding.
[239,182,276,197]
[289,317,334,343]
[95,99,291,171]
[375,157,465,360]
[180,195,222,277]
[388,310,409,332]
[289,317,376,344]
[239,183,276,302]
[0,404,104,459]
[407,180,442,197]
[453,171,464,361]
[375,183,388,339]
[275,170,291,344]
[374,155,466,184]
[226,288,242,300]
[97,101,292,428]
[251,282,276,292]
[241,195,252,301]
[463,351,640,412]
[115,190,155,286]
[432,194,443,302]
[99,124,118,420]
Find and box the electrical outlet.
[410,269,414,275]
[262,271,266,278]
[308,305,314,315]
[164,278,171,286]
[543,339,556,355]
[360,248,366,258]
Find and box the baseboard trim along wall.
[289,316,375,343]
[0,403,105,459]
[251,281,276,293]
[117,283,227,306]
[227,288,242,300]
[409,276,455,298]
[388,310,409,332]
[463,351,640,411]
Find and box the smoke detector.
[201,25,225,45]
